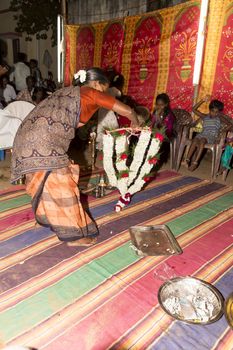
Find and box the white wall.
[0,0,57,80]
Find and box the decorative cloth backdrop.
[199,0,233,115]
[65,0,233,116]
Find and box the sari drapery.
[26,163,98,241]
[11,86,116,242]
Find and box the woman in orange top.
[11,67,139,246]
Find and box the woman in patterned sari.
[11,68,139,246]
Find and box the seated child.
[151,93,174,138]
[186,95,223,171]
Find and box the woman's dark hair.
[156,93,170,105]
[209,99,224,112]
[111,74,124,90]
[73,67,109,86]
[32,87,48,102]
[155,93,171,115]
[118,94,137,109]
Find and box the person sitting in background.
[43,71,56,92]
[151,93,174,138]
[32,87,48,105]
[1,75,16,104]
[10,52,30,92]
[30,59,42,87]
[185,95,223,171]
[217,136,233,175]
[16,76,35,104]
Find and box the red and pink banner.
[101,21,124,72]
[127,16,161,110]
[167,5,200,111]
[76,26,95,71]
[212,11,233,115]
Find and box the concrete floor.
[0,147,232,190]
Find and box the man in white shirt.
[10,53,30,92]
[2,75,16,103]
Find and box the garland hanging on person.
[103,127,164,211]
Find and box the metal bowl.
[158,277,224,324]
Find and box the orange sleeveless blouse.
[80,86,116,123]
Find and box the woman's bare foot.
[188,161,198,172]
[67,237,97,247]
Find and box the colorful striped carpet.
[0,170,232,350]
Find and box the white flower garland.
[127,128,151,186]
[115,135,127,172]
[102,134,117,187]
[103,128,163,212]
[128,138,160,196]
[115,134,129,195]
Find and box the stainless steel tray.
[129,225,182,256]
[158,276,224,324]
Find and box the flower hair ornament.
[113,75,119,82]
[74,69,87,83]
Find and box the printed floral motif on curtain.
[76,26,95,71]
[211,6,233,116]
[166,5,200,111]
[126,16,161,109]
[101,21,124,72]
[65,31,71,86]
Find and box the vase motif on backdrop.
[166,5,200,111]
[127,16,161,109]
[212,6,233,115]
[76,27,95,70]
[101,22,124,71]
[174,29,197,82]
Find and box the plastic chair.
[0,101,35,150]
[171,109,193,170]
[176,114,233,180]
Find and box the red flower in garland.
[121,173,129,178]
[99,154,103,161]
[118,129,126,135]
[120,153,128,160]
[155,133,164,142]
[143,176,151,182]
[148,157,157,165]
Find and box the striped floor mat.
[0,170,232,350]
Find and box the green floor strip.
[0,195,31,213]
[167,191,233,235]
